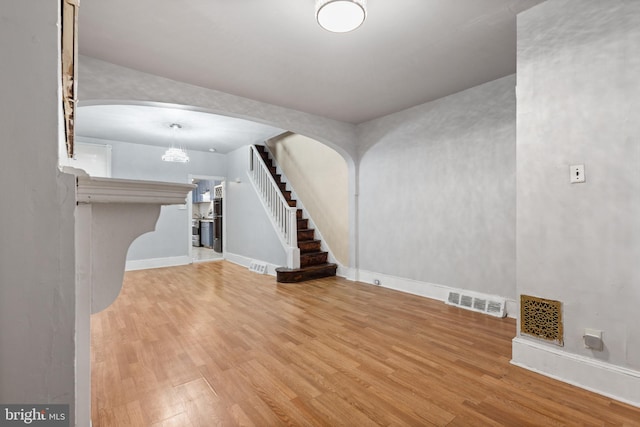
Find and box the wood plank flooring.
[91,261,640,426]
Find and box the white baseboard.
[336,265,356,281]
[505,299,517,318]
[224,252,278,277]
[125,255,191,271]
[357,269,517,318]
[512,337,640,408]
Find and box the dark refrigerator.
[213,198,223,253]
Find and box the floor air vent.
[248,261,267,274]
[446,291,506,318]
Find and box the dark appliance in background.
[191,219,200,247]
[213,198,223,253]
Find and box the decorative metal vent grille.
[520,295,563,346]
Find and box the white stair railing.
[247,145,300,269]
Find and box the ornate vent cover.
[520,295,563,346]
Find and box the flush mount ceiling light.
[316,0,367,33]
[162,123,190,163]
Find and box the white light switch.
[570,164,585,183]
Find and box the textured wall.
[78,56,358,162]
[516,0,640,369]
[357,75,516,298]
[0,2,76,422]
[267,133,349,265]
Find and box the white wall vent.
[248,260,267,274]
[473,298,487,311]
[446,290,506,318]
[447,292,460,305]
[460,295,473,308]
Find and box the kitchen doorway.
[188,174,226,263]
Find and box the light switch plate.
[570,164,585,183]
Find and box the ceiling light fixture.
[162,123,190,163]
[316,0,367,33]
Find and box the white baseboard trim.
[512,337,640,408]
[505,299,517,319]
[357,269,517,318]
[225,252,278,277]
[336,265,357,281]
[125,255,191,271]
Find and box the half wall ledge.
[77,175,195,205]
[74,173,195,313]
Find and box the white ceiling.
[76,104,285,154]
[76,0,544,150]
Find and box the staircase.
[253,145,337,283]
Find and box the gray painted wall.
[82,137,227,261]
[357,75,516,298]
[517,1,640,370]
[225,146,287,266]
[0,2,76,422]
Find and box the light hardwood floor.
[91,261,640,426]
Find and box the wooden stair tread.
[298,239,322,254]
[300,251,328,257]
[276,263,338,283]
[276,263,336,273]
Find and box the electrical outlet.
[570,164,585,183]
[584,328,603,351]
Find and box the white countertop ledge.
[76,175,196,204]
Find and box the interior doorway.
[188,174,226,263]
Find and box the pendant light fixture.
[161,123,190,163]
[316,0,367,33]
